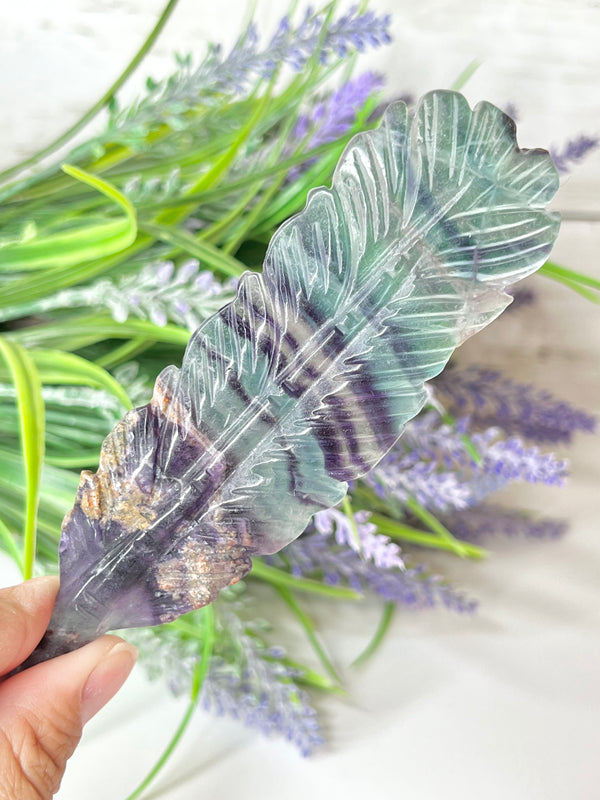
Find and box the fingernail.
[81,641,138,725]
[10,576,59,615]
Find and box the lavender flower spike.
[321,5,392,59]
[366,412,568,512]
[550,134,599,174]
[435,365,596,444]
[290,72,384,176]
[314,508,404,569]
[366,452,472,513]
[129,608,323,756]
[274,533,476,613]
[467,436,567,504]
[441,505,567,543]
[108,6,392,140]
[202,610,323,756]
[0,259,238,330]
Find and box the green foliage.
[540,261,600,303]
[0,339,45,578]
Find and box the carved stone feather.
[25,91,560,666]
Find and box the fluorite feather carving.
[29,91,560,665]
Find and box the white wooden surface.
[1,2,599,799]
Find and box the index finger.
[0,577,59,676]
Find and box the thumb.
[0,634,137,799]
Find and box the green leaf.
[0,515,24,571]
[139,221,245,277]
[540,261,600,303]
[30,350,133,410]
[184,90,274,197]
[250,559,363,600]
[352,602,395,667]
[370,512,487,559]
[0,237,150,310]
[542,261,600,291]
[0,338,45,579]
[94,336,152,369]
[45,452,101,469]
[403,497,487,560]
[6,313,190,350]
[0,165,137,271]
[275,585,343,685]
[278,657,344,694]
[450,59,482,91]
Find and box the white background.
[0,1,599,798]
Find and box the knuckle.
[0,728,44,800]
[0,705,82,800]
[0,730,34,800]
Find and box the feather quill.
[27,91,559,665]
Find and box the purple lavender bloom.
[203,661,322,757]
[110,7,392,137]
[478,437,566,486]
[550,134,599,174]
[275,533,475,613]
[365,455,471,512]
[434,366,596,444]
[202,611,323,756]
[131,608,323,756]
[365,412,569,512]
[441,505,567,542]
[364,412,476,511]
[320,6,392,60]
[288,72,384,177]
[293,72,384,149]
[313,508,404,569]
[273,506,474,612]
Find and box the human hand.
[0,577,137,799]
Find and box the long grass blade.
[0,338,45,579]
[0,237,150,310]
[275,585,343,685]
[0,516,24,571]
[539,261,600,302]
[139,222,245,278]
[352,602,395,667]
[124,606,215,800]
[370,513,487,559]
[7,314,190,350]
[30,350,133,410]
[250,560,363,600]
[0,166,137,270]
[404,496,481,560]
